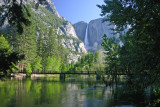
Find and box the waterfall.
[84,24,89,50]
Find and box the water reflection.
[0,77,157,107]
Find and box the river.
[0,77,157,107]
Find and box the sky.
[52,0,104,24]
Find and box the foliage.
[147,88,160,107]
[10,62,19,73]
[44,56,54,72]
[32,56,42,72]
[101,34,120,74]
[26,63,32,76]
[30,3,66,34]
[37,31,44,57]
[98,0,160,87]
[15,12,37,72]
[6,7,38,72]
[0,35,23,76]
[45,28,59,57]
[0,35,10,50]
[0,1,31,34]
[98,0,160,34]
[60,63,70,72]
[0,0,51,34]
[44,56,61,72]
[53,57,61,72]
[42,28,68,72]
[71,51,105,72]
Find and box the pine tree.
[53,57,61,72]
[44,56,55,72]
[18,22,37,72]
[37,31,44,57]
[0,35,23,75]
[45,28,59,57]
[32,56,42,73]
[58,41,68,64]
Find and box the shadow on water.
[101,74,160,107]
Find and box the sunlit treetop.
[0,35,10,50]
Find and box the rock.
[67,53,81,64]
[56,27,64,35]
[73,21,87,42]
[61,22,78,38]
[74,18,115,52]
[44,0,62,18]
[88,18,114,47]
[61,38,87,54]
[78,43,87,53]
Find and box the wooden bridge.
[31,71,98,75]
[30,71,100,80]
[28,71,126,80]
[30,71,126,75]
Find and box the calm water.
[0,77,153,107]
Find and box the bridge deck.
[31,71,97,75]
[28,71,127,75]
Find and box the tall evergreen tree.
[45,28,59,57]
[17,20,37,72]
[0,35,23,76]
[57,35,68,64]
[32,56,42,72]
[37,31,44,57]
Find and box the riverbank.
[11,73,59,80]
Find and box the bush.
[10,62,19,73]
[32,56,42,72]
[26,63,32,76]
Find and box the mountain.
[0,0,87,63]
[73,21,87,42]
[74,18,118,52]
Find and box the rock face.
[61,38,87,54]
[61,22,78,39]
[74,18,115,52]
[73,21,87,42]
[88,18,114,46]
[40,0,62,18]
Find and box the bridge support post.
[96,74,101,80]
[60,74,65,80]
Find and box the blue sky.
[52,0,104,24]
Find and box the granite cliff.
[74,18,118,52]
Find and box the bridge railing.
[19,71,129,75]
[31,71,98,74]
[65,71,97,74]
[21,70,128,75]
